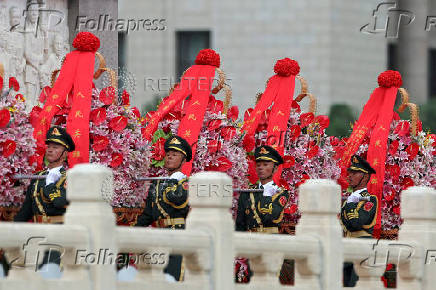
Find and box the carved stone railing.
[0,164,435,290]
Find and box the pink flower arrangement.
[350,118,436,231]
[0,79,37,207]
[89,88,151,207]
[146,95,248,190]
[243,101,341,224]
[33,86,151,208]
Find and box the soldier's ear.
[363,173,371,184]
[272,164,278,174]
[62,149,68,162]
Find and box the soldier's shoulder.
[178,177,188,184]
[276,186,288,195]
[361,190,370,197]
[179,178,189,191]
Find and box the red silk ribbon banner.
[340,70,403,238]
[142,49,220,176]
[242,58,300,179]
[33,32,100,167]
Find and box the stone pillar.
[296,179,342,289]
[65,164,117,290]
[186,172,234,290]
[399,186,436,290]
[68,0,118,83]
[397,0,429,104]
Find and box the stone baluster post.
[186,172,234,290]
[296,179,342,289]
[399,186,436,290]
[64,164,117,290]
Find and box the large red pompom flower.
[194,49,220,67]
[72,32,100,52]
[377,70,402,88]
[274,58,300,77]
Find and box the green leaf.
[152,129,165,143]
[155,160,165,167]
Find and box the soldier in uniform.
[134,135,191,282]
[235,145,289,282]
[13,126,75,277]
[341,155,377,287]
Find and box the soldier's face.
[256,161,277,180]
[164,150,185,171]
[347,170,366,188]
[45,142,67,163]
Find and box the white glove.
[346,193,361,203]
[46,167,62,186]
[262,184,278,197]
[169,171,186,182]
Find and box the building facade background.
[119,0,436,119]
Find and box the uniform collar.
[258,180,275,188]
[47,165,63,173]
[259,180,278,196]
